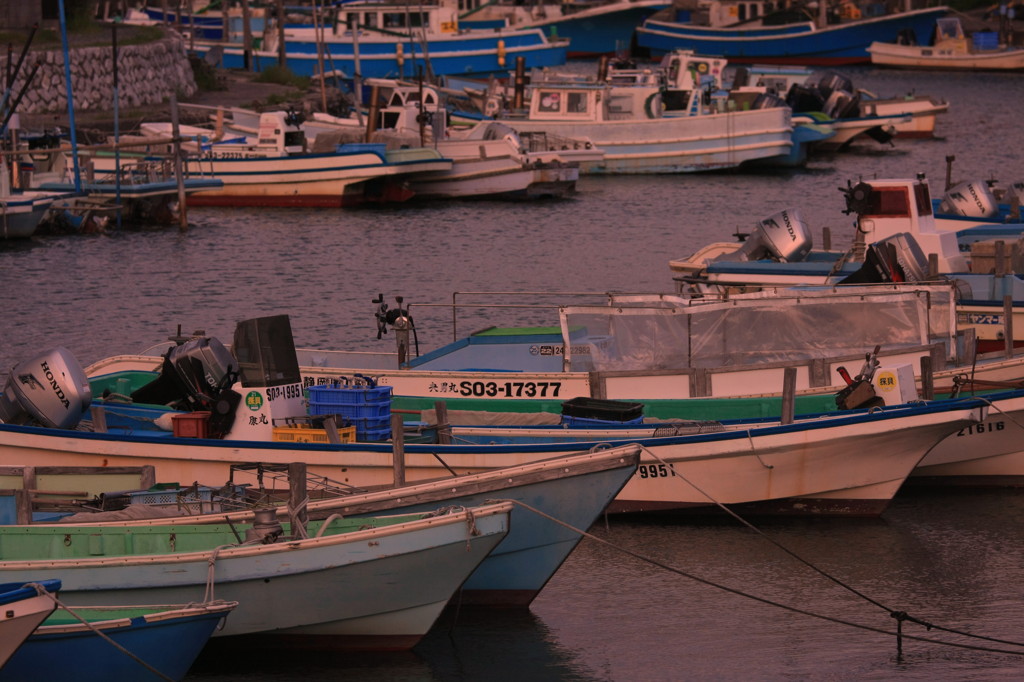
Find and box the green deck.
[0,513,423,561]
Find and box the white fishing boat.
[0,503,512,650]
[83,112,452,207]
[255,80,602,200]
[868,17,1024,71]
[469,52,794,173]
[0,312,986,515]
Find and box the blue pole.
[58,0,82,193]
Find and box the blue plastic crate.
[359,426,392,442]
[560,414,644,428]
[307,384,392,405]
[308,401,391,420]
[348,416,392,432]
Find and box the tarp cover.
[559,285,956,372]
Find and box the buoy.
[497,39,506,68]
[396,42,404,68]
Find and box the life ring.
[644,92,663,119]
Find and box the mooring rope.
[635,442,1024,650]
[27,584,175,682]
[499,500,1024,658]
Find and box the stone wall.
[1,36,196,114]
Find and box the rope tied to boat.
[422,505,479,548]
[501,499,1024,659]
[27,586,176,682]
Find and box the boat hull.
[1,602,237,682]
[500,107,793,174]
[0,580,60,667]
[868,41,1024,71]
[636,7,950,64]
[0,506,510,649]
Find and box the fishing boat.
[216,80,602,200]
[0,188,67,239]
[56,447,640,607]
[459,0,670,57]
[0,464,156,524]
[190,0,570,80]
[82,111,453,207]
[0,503,512,649]
[471,55,794,173]
[0,579,59,668]
[868,16,1024,70]
[1,600,238,682]
[736,65,949,143]
[635,1,951,65]
[669,174,1024,352]
[3,310,995,515]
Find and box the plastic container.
[307,384,392,405]
[272,423,356,444]
[972,31,998,51]
[308,401,391,420]
[561,397,644,422]
[171,411,211,438]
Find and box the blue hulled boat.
[636,1,950,65]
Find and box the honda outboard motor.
[0,347,92,429]
[939,180,999,218]
[130,336,237,411]
[713,209,813,263]
[838,233,930,284]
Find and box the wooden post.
[18,466,36,524]
[919,356,933,400]
[169,94,188,232]
[434,400,451,444]
[365,85,380,142]
[928,253,939,279]
[391,413,406,487]
[1004,294,1015,359]
[996,240,1006,277]
[322,415,341,444]
[781,367,796,425]
[288,461,308,536]
[513,57,526,110]
[90,405,108,433]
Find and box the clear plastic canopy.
[558,285,957,372]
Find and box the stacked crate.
[306,381,394,441]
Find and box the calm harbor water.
[2,66,1024,680]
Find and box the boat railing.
[517,130,596,153]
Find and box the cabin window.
[381,111,401,128]
[567,92,588,113]
[384,13,405,28]
[749,3,759,19]
[537,91,562,113]
[364,13,378,29]
[283,131,305,147]
[867,187,911,217]
[409,12,426,28]
[389,93,404,106]
[738,4,746,21]
[914,182,932,216]
[345,12,359,29]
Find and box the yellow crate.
[272,424,356,444]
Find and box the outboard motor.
[130,336,237,412]
[0,347,92,429]
[713,209,813,263]
[839,233,930,284]
[939,180,999,218]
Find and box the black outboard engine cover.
[838,233,930,284]
[785,83,824,113]
[0,347,92,429]
[131,336,236,410]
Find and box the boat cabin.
[329,0,463,37]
